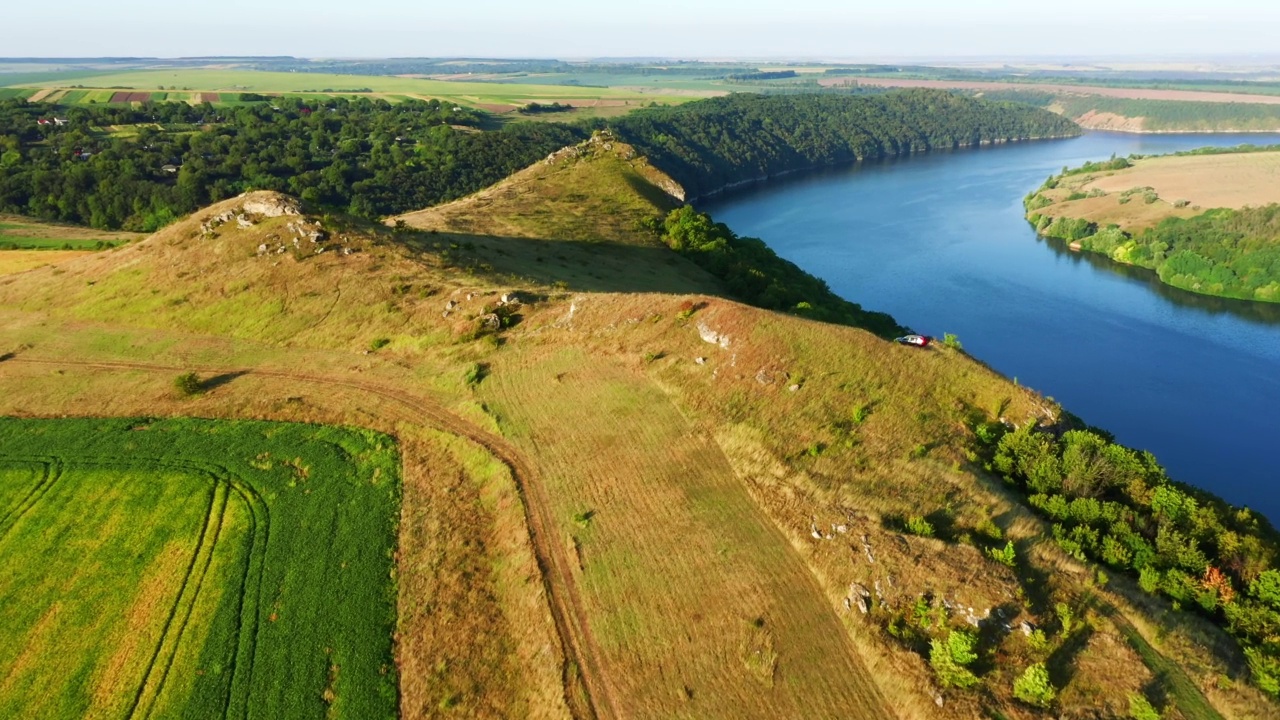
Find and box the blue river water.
[704,132,1280,522]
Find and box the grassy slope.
[0,144,1273,718]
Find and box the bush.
[1013,663,1056,707]
[904,515,935,538]
[1128,693,1160,720]
[369,337,391,351]
[942,333,963,350]
[987,540,1017,567]
[929,630,981,688]
[463,362,487,387]
[173,372,203,397]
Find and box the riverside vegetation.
[1025,147,1280,303]
[0,90,1277,717]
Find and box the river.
[704,132,1280,522]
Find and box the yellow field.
[0,250,93,276]
[1036,151,1280,232]
[1085,152,1280,209]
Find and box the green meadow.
[0,417,401,719]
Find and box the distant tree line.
[602,90,1081,200]
[0,90,1077,231]
[518,102,575,115]
[724,70,798,82]
[981,89,1280,132]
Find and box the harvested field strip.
[0,418,400,719]
[482,345,894,719]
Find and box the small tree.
[1013,663,1056,707]
[929,630,980,688]
[174,372,204,397]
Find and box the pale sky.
[5,0,1280,59]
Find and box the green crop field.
[0,417,401,719]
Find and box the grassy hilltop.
[0,95,1277,718]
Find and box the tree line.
[0,90,1077,231]
[655,206,905,337]
[603,90,1081,200]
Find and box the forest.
[657,205,905,337]
[1030,198,1280,303]
[605,90,1081,199]
[981,89,1280,132]
[976,421,1280,695]
[0,90,1077,230]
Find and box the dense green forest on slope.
[605,91,1080,199]
[657,205,905,336]
[0,96,583,230]
[0,90,1075,230]
[976,422,1280,695]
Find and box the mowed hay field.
[481,344,892,718]
[1036,151,1280,232]
[8,69,702,109]
[1082,151,1280,209]
[0,417,401,720]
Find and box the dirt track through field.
[480,347,895,718]
[0,354,608,720]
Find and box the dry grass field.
[0,137,1274,717]
[0,250,93,276]
[1083,152,1280,210]
[1034,151,1280,233]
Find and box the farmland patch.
[0,417,401,720]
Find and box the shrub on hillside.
[1013,663,1056,707]
[174,372,203,397]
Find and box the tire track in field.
[124,466,225,720]
[0,457,62,542]
[1,356,609,720]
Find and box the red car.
[895,334,931,347]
